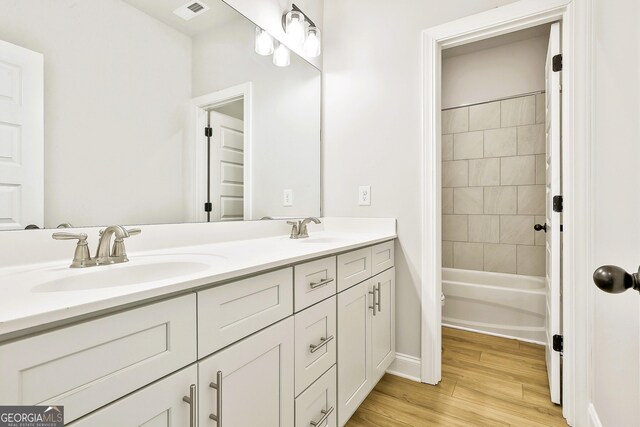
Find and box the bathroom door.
[208,110,244,221]
[545,22,562,405]
[0,39,43,230]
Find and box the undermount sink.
[31,254,224,293]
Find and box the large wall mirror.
[0,0,321,230]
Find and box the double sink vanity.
[0,218,396,426]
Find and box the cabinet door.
[371,267,395,381]
[337,279,372,426]
[69,365,197,427]
[295,365,337,427]
[198,317,294,427]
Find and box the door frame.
[189,83,253,222]
[420,0,594,425]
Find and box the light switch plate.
[358,186,371,206]
[283,189,293,207]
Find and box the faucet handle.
[287,221,300,239]
[111,228,141,259]
[52,232,92,268]
[52,232,88,241]
[126,228,141,236]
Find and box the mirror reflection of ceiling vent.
[173,1,210,21]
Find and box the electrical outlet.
[283,189,293,207]
[358,186,371,206]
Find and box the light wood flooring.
[346,327,567,426]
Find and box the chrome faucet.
[53,225,141,268]
[287,217,321,239]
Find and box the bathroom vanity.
[0,218,396,426]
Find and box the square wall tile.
[501,95,535,127]
[484,186,517,214]
[469,158,500,186]
[484,244,517,274]
[535,215,546,246]
[453,242,484,271]
[442,108,468,134]
[536,154,546,184]
[454,131,483,160]
[442,134,454,161]
[469,215,499,243]
[536,93,546,124]
[518,185,545,215]
[442,241,453,268]
[517,124,545,155]
[443,214,468,242]
[500,215,534,245]
[517,245,546,276]
[454,187,483,214]
[442,188,453,214]
[469,101,500,131]
[484,128,517,157]
[442,160,468,187]
[501,156,536,185]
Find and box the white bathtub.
[442,268,546,344]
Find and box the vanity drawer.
[295,365,337,427]
[337,247,372,292]
[294,256,337,312]
[372,240,395,276]
[198,267,293,358]
[294,296,337,396]
[0,294,196,423]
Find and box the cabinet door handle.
[309,335,335,353]
[182,384,197,427]
[310,407,335,426]
[209,371,223,425]
[310,277,334,289]
[376,283,382,312]
[369,288,377,316]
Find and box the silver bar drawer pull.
[309,335,335,353]
[182,384,197,427]
[369,288,377,316]
[310,277,334,290]
[209,371,223,425]
[376,283,382,312]
[310,407,334,426]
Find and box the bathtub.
[442,268,546,344]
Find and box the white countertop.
[0,224,396,338]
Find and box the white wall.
[322,0,517,359]
[0,0,192,228]
[590,0,640,424]
[442,35,549,108]
[192,17,321,219]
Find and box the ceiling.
[122,0,243,37]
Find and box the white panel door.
[545,21,562,405]
[0,39,43,230]
[209,110,244,221]
[371,267,395,381]
[337,279,372,426]
[198,317,294,427]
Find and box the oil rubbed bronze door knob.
[534,223,548,232]
[593,265,640,294]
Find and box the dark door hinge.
[553,195,563,213]
[553,334,563,353]
[205,127,213,137]
[204,202,212,212]
[552,54,563,72]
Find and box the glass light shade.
[273,43,291,67]
[254,27,274,56]
[304,27,321,58]
[285,9,306,45]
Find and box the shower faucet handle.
[534,223,547,232]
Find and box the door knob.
[534,223,547,232]
[592,265,640,294]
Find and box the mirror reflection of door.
[208,106,244,221]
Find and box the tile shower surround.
[441,94,546,277]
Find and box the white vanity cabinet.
[198,317,295,427]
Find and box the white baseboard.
[587,404,603,427]
[386,352,421,382]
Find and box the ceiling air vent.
[173,1,210,21]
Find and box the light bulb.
[304,26,321,58]
[285,10,306,45]
[273,43,291,67]
[254,27,274,56]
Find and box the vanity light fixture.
[273,42,291,67]
[254,27,274,55]
[282,4,322,57]
[304,26,321,58]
